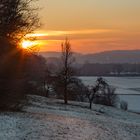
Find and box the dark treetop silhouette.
[0,0,40,110]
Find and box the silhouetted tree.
[87,78,105,109]
[87,77,118,109]
[0,0,40,45]
[113,64,123,75]
[24,55,46,96]
[0,0,40,110]
[53,38,75,104]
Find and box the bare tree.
[62,38,72,104]
[87,77,117,109]
[87,78,105,109]
[53,38,75,104]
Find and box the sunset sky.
[34,0,140,53]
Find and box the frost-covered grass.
[0,95,140,140]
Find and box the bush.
[24,55,46,96]
[94,85,118,107]
[53,77,88,102]
[67,78,89,102]
[120,101,128,111]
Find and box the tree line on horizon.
[79,63,140,76]
[45,58,140,76]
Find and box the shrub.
[94,85,117,107]
[120,101,128,111]
[53,77,88,102]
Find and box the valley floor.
[0,95,140,140]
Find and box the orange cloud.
[26,29,140,53]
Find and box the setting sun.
[21,40,35,49]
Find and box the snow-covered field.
[79,76,140,112]
[0,95,140,140]
[79,76,140,95]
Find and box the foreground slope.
[0,95,140,140]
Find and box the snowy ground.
[79,76,140,95]
[0,95,140,140]
[79,76,140,112]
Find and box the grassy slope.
[0,95,140,140]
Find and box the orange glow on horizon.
[22,29,140,54]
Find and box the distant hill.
[40,51,82,58]
[40,50,140,64]
[40,51,62,58]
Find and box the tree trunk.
[89,100,92,109]
[64,83,68,104]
